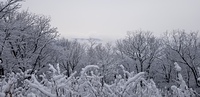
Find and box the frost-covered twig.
[81,65,99,75]
[25,79,56,97]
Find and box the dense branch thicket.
[0,0,200,97]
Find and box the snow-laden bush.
[25,64,77,97]
[0,73,17,97]
[110,65,162,97]
[2,63,198,97]
[23,64,162,97]
[0,71,27,97]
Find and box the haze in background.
[21,0,200,42]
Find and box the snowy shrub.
[108,65,162,97]
[25,64,77,97]
[0,72,25,97]
[23,64,163,97]
[1,63,199,97]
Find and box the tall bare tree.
[54,39,85,77]
[162,30,200,87]
[116,31,161,76]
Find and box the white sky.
[21,0,200,42]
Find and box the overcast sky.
[21,0,200,42]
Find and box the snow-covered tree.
[0,9,58,74]
[170,62,195,97]
[116,31,161,77]
[162,30,200,87]
[52,39,85,77]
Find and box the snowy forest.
[0,0,200,97]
